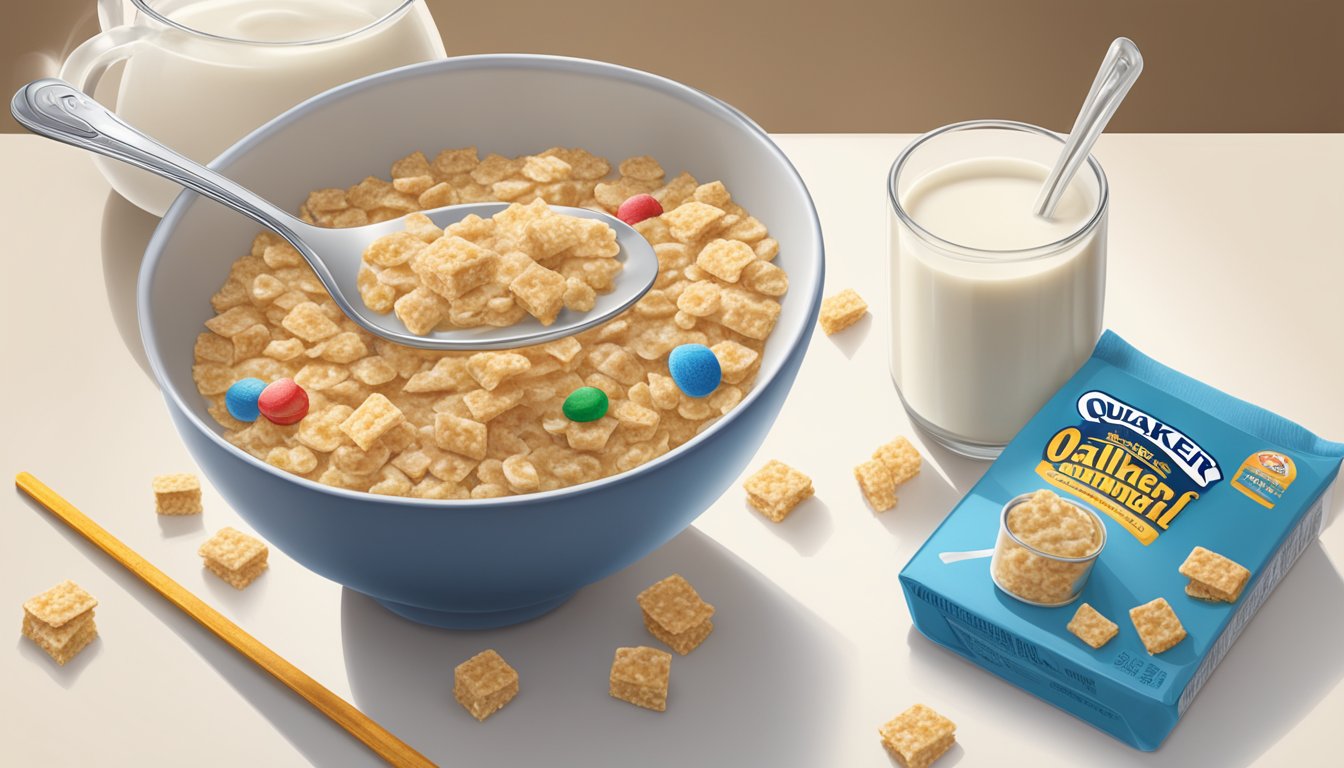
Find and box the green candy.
[563,386,609,422]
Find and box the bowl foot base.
[371,591,576,629]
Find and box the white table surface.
[2,133,1342,767]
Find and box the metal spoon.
[11,78,658,351]
[1034,37,1143,218]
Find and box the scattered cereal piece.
[453,649,519,722]
[563,386,609,422]
[1067,602,1119,649]
[1129,598,1187,655]
[854,459,897,512]
[668,343,721,398]
[153,473,203,516]
[609,646,671,712]
[872,436,922,487]
[21,581,98,666]
[198,527,269,590]
[743,460,814,522]
[878,704,957,768]
[1178,546,1250,603]
[617,193,663,226]
[819,288,869,335]
[257,378,309,425]
[638,574,715,655]
[225,377,267,423]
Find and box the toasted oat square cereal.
[1129,598,1187,655]
[854,458,897,512]
[23,580,98,629]
[637,574,715,655]
[1178,546,1250,603]
[819,288,868,335]
[510,262,567,325]
[360,200,621,334]
[22,581,98,666]
[643,610,714,656]
[1005,489,1100,559]
[609,646,671,712]
[22,611,97,666]
[282,301,340,342]
[878,703,956,768]
[199,148,789,501]
[696,239,757,283]
[663,201,725,243]
[453,649,519,722]
[743,460,814,522]
[1067,602,1119,649]
[198,527,269,590]
[340,393,405,451]
[872,437,922,487]
[153,473,203,515]
[434,413,488,460]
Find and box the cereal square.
[1178,546,1250,603]
[23,580,98,629]
[198,527,269,576]
[340,393,405,451]
[153,473,203,515]
[434,413,488,460]
[281,302,340,342]
[872,437,922,487]
[854,458,897,512]
[663,201,725,243]
[1129,598,1187,655]
[205,557,268,590]
[509,262,567,325]
[467,352,532,391]
[413,236,499,300]
[819,288,869,335]
[453,649,519,721]
[609,646,671,712]
[1067,602,1119,649]
[643,610,714,656]
[878,703,956,768]
[22,611,97,666]
[637,574,715,636]
[695,239,757,283]
[717,287,781,340]
[743,460,814,522]
[394,287,448,335]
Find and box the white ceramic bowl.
[140,55,825,627]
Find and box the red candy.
[616,193,663,226]
[257,378,309,425]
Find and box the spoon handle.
[1034,38,1144,218]
[11,78,302,235]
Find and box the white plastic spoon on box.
[11,78,658,351]
[1034,37,1144,218]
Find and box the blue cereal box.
[899,331,1344,750]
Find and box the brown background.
[5,0,1342,134]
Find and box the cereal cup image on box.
[139,55,824,629]
[989,490,1106,607]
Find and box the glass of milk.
[60,0,446,215]
[887,120,1107,459]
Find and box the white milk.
[103,0,444,213]
[890,156,1105,448]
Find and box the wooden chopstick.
[15,471,436,768]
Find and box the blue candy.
[225,377,267,422]
[667,343,721,398]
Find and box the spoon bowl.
[11,78,657,351]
